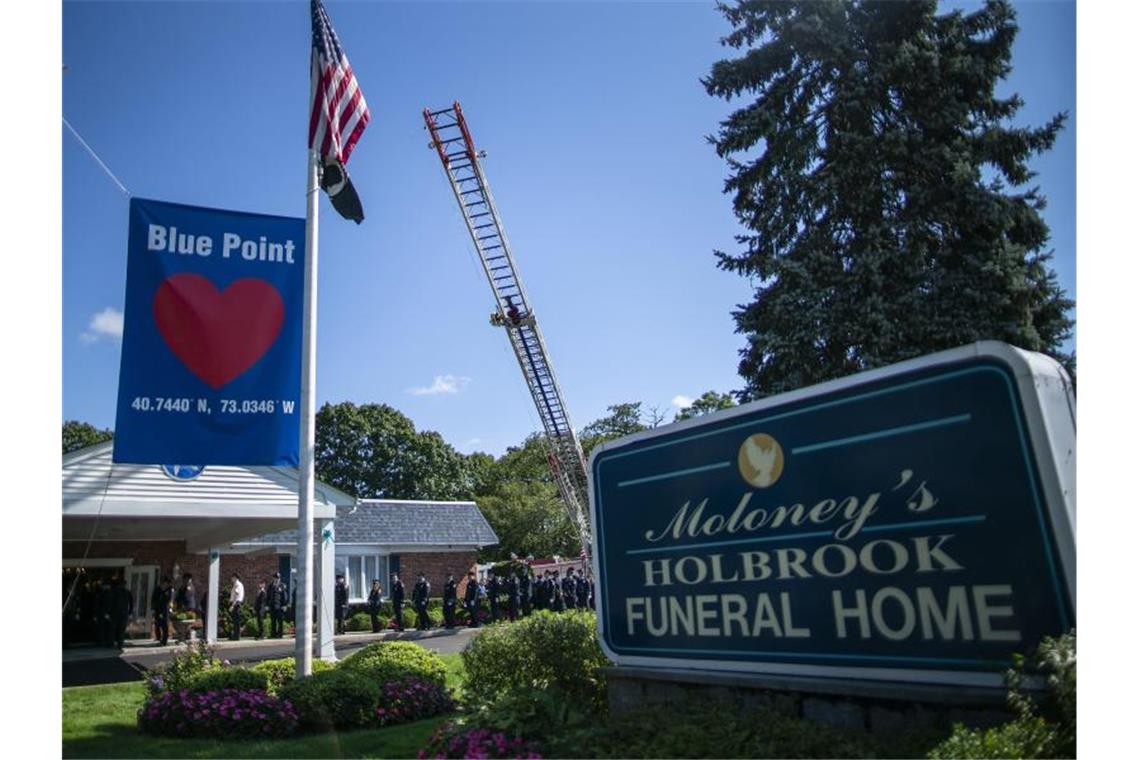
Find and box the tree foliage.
[63,420,113,454]
[314,401,472,500]
[674,390,738,422]
[705,0,1074,399]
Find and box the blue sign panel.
[589,343,1075,687]
[113,198,304,466]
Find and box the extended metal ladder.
[424,102,592,559]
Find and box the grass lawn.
[62,653,465,759]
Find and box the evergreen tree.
[704,0,1074,399]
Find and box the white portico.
[62,441,352,659]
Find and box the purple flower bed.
[137,688,299,739]
[375,677,456,727]
[419,724,543,759]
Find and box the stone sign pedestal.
[603,666,1012,734]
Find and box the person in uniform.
[551,571,565,612]
[506,572,520,621]
[487,572,500,623]
[334,573,350,635]
[575,568,589,610]
[563,569,578,612]
[463,571,480,627]
[412,573,431,630]
[253,581,268,639]
[228,573,245,641]
[443,574,458,628]
[94,579,113,646]
[390,573,406,631]
[367,579,383,633]
[587,572,596,609]
[151,576,173,646]
[109,576,133,649]
[268,572,287,638]
[519,569,532,617]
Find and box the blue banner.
[113,198,304,466]
[590,347,1074,683]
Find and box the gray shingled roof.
[240,499,498,547]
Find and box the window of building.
[336,553,388,602]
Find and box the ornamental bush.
[277,669,380,731]
[419,724,542,759]
[145,639,221,698]
[928,632,1076,759]
[347,612,373,632]
[250,657,335,696]
[340,641,448,687]
[374,677,455,727]
[137,688,298,740]
[460,610,607,711]
[187,667,269,695]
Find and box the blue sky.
[63,0,1076,457]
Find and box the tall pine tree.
[704,0,1073,399]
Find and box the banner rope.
[63,116,132,198]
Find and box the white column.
[206,549,220,644]
[317,519,336,661]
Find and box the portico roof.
[63,442,353,552]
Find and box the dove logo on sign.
[738,433,784,488]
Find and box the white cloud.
[407,374,471,396]
[672,394,694,409]
[80,307,124,344]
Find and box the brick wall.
[397,550,478,598]
[62,540,278,590]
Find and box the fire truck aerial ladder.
[423,102,592,559]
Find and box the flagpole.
[296,149,320,677]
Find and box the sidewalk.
[61,625,480,663]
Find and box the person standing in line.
[151,576,173,646]
[334,573,350,635]
[253,581,268,639]
[94,578,113,647]
[412,573,431,630]
[109,576,133,649]
[506,572,520,622]
[443,574,458,628]
[519,569,531,617]
[267,572,287,638]
[463,571,480,627]
[228,573,244,641]
[390,573,406,631]
[575,568,589,610]
[367,579,383,633]
[587,571,596,609]
[562,569,577,612]
[551,571,565,612]
[487,572,500,623]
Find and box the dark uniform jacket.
[412,580,430,605]
[110,584,133,619]
[443,579,458,605]
[463,579,478,603]
[254,588,268,614]
[335,581,349,609]
[391,579,405,604]
[151,586,173,618]
[367,587,382,612]
[268,581,287,611]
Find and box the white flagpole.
[296,148,320,677]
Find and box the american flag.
[309,0,369,165]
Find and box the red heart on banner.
[153,273,286,390]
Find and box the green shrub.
[145,639,221,698]
[928,632,1076,759]
[277,669,381,731]
[340,641,447,687]
[250,656,335,695]
[187,666,269,694]
[347,612,372,632]
[461,610,607,710]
